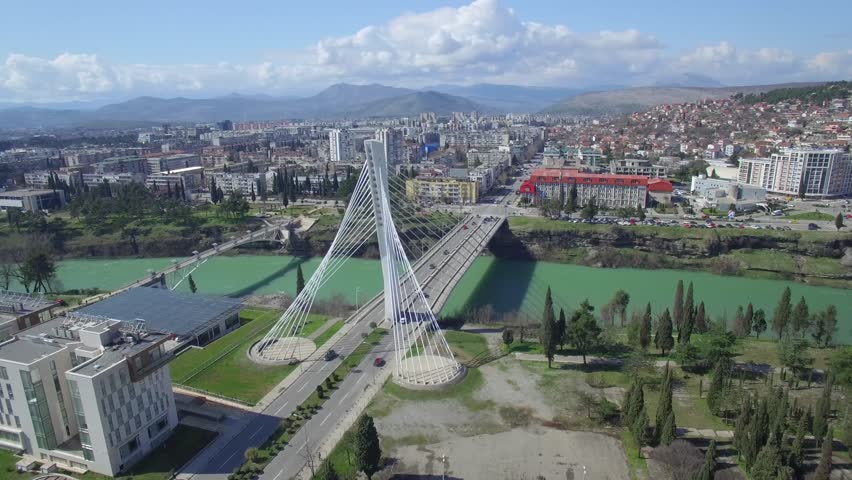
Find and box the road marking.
[250,427,265,440]
[296,382,307,393]
[274,401,290,415]
[221,449,238,468]
[355,375,365,386]
[320,414,331,426]
[340,391,351,403]
[273,470,284,480]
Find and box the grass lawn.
[444,330,490,363]
[734,337,831,371]
[313,320,344,346]
[0,425,216,480]
[170,308,330,405]
[786,211,835,221]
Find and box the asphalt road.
[191,215,503,479]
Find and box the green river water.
[23,255,852,342]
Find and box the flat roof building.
[0,291,60,342]
[77,288,241,349]
[0,189,67,213]
[0,313,177,476]
[521,168,649,209]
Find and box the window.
[6,384,12,399]
[0,367,7,380]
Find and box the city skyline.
[1,0,851,103]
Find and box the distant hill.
[741,81,851,104]
[342,91,484,118]
[541,82,830,116]
[651,73,725,88]
[426,83,596,111]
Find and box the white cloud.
[0,0,846,102]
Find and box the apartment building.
[738,148,852,197]
[467,148,511,168]
[24,171,83,190]
[146,154,201,175]
[0,291,60,342]
[0,190,66,213]
[521,168,648,209]
[211,171,273,197]
[329,129,356,163]
[374,128,403,165]
[439,131,510,149]
[609,159,668,177]
[405,177,480,204]
[82,173,145,189]
[0,314,177,476]
[92,157,148,176]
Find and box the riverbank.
[497,217,852,289]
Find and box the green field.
[786,211,835,221]
[444,330,490,363]
[170,308,330,404]
[0,425,216,480]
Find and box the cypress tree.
[733,396,753,457]
[656,309,674,355]
[681,282,694,344]
[655,364,673,443]
[250,183,256,202]
[639,303,652,350]
[296,264,306,295]
[631,406,651,450]
[813,379,832,445]
[695,301,708,334]
[693,440,716,480]
[556,308,567,350]
[623,379,639,426]
[753,308,768,338]
[790,412,806,472]
[673,280,684,332]
[750,442,781,480]
[353,414,382,480]
[734,305,746,336]
[746,397,771,468]
[744,303,754,337]
[627,382,645,429]
[660,409,676,446]
[707,360,728,416]
[772,287,792,340]
[813,428,834,480]
[540,286,557,368]
[792,296,809,337]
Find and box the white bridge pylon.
[253,140,463,387]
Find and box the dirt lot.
[368,358,631,480]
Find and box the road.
[187,215,505,479]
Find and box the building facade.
[738,148,852,197]
[405,177,480,204]
[329,129,356,163]
[374,128,403,165]
[146,154,201,175]
[24,171,83,190]
[0,190,66,213]
[520,168,648,209]
[609,159,668,177]
[0,315,177,476]
[92,157,148,176]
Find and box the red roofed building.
[520,168,649,209]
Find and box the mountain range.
[0,79,833,130]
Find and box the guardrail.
[172,383,255,408]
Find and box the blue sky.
[1,0,850,102]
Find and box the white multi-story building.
[0,315,177,476]
[24,171,83,190]
[82,173,145,188]
[211,172,273,197]
[147,154,201,175]
[374,128,403,165]
[738,148,852,197]
[329,129,356,163]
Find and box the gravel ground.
[372,357,630,479]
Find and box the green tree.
[813,379,833,445]
[631,406,651,452]
[187,274,197,293]
[611,289,630,327]
[836,212,845,231]
[353,414,382,479]
[639,303,652,350]
[655,364,674,444]
[772,287,792,340]
[566,300,601,365]
[695,302,708,334]
[753,308,768,338]
[812,305,838,348]
[565,184,578,213]
[655,308,675,355]
[580,196,599,220]
[673,280,685,332]
[733,305,747,337]
[777,337,814,387]
[660,410,676,446]
[540,286,557,368]
[315,460,340,480]
[244,447,259,463]
[744,303,754,337]
[692,440,716,480]
[624,378,642,426]
[501,328,514,348]
[707,360,728,415]
[790,413,807,472]
[316,384,324,398]
[556,308,567,350]
[791,296,810,336]
[681,281,694,344]
[751,443,782,480]
[18,249,57,293]
[296,264,306,295]
[813,428,834,480]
